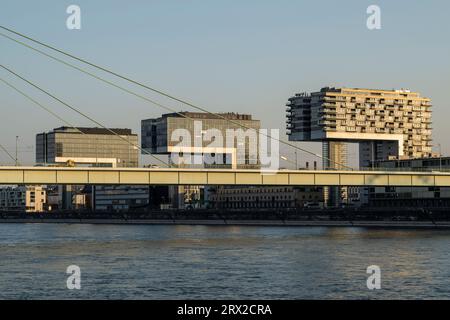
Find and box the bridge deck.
[1,167,449,186]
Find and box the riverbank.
[1,208,450,229]
[1,218,450,229]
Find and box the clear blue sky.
[1,0,449,166]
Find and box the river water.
[0,223,449,299]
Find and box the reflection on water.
[0,224,449,299]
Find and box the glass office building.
[36,127,139,168]
[141,112,261,169]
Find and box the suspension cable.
[0,142,19,165]
[1,76,87,133]
[0,26,352,170]
[0,64,168,167]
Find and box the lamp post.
[438,143,442,171]
[281,155,297,169]
[15,136,18,166]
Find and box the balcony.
[318,120,336,126]
[356,115,366,121]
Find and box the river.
[0,224,449,299]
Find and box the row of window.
[216,195,320,201]
[221,187,296,194]
[221,202,300,209]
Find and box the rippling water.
[0,223,449,299]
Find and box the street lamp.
[438,143,442,171]
[295,151,298,170]
[280,155,297,169]
[15,136,18,166]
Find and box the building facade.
[0,187,25,211]
[36,126,146,212]
[211,186,323,209]
[142,112,261,169]
[25,186,47,212]
[142,112,261,209]
[287,87,433,164]
[368,156,450,207]
[287,87,433,206]
[36,127,139,168]
[322,141,348,206]
[0,186,46,212]
[94,185,150,211]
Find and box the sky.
[1,0,449,166]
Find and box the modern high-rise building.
[142,112,261,209]
[36,127,139,168]
[287,87,433,164]
[35,126,146,212]
[286,87,433,205]
[142,112,261,169]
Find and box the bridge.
[1,166,450,187]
